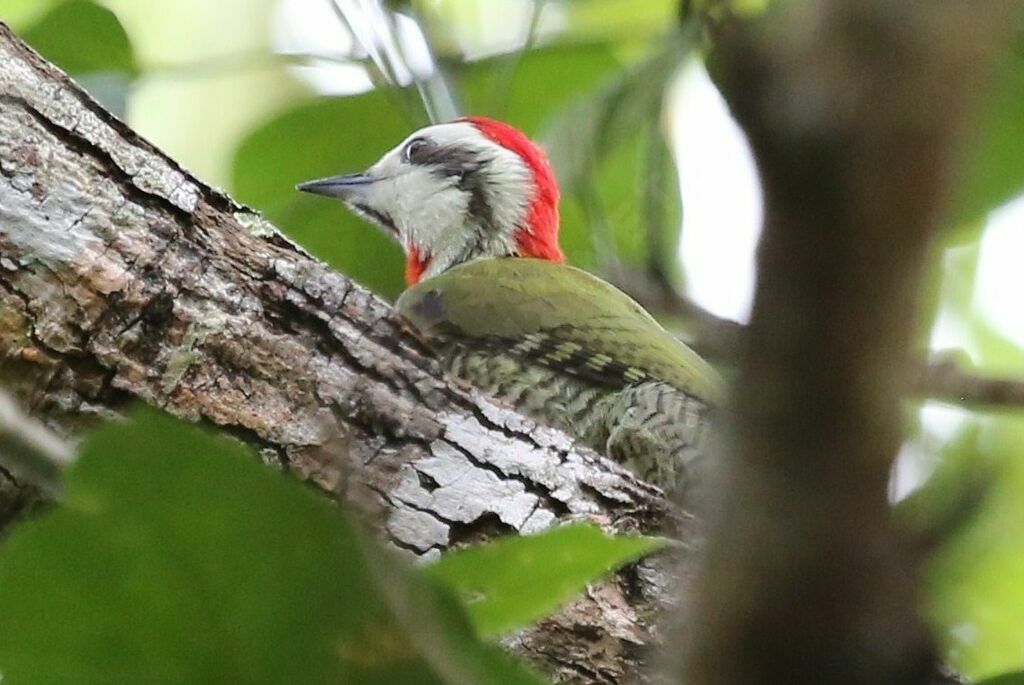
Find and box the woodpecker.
[298,116,722,493]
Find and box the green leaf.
[429,524,665,638]
[232,44,622,300]
[0,410,549,685]
[365,543,549,685]
[23,0,136,76]
[950,39,1024,228]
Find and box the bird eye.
[402,137,428,163]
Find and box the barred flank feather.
[396,258,722,494]
[430,335,713,494]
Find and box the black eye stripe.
[405,141,483,174]
[406,142,496,232]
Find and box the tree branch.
[0,22,689,684]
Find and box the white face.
[339,122,535,279]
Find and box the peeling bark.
[0,23,689,684]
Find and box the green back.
[395,259,725,404]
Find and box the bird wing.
[395,258,725,404]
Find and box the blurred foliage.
[897,422,989,544]
[0,411,647,685]
[562,0,678,53]
[926,417,1024,680]
[3,0,1024,682]
[542,38,692,192]
[0,411,509,684]
[922,241,1024,678]
[409,0,679,60]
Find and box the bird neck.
[404,216,564,285]
[405,244,430,285]
[403,215,510,285]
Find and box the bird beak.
[297,172,400,240]
[296,173,378,199]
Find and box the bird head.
[298,116,564,285]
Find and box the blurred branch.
[329,0,460,123]
[676,2,1016,685]
[394,5,461,122]
[327,0,422,124]
[611,263,1024,408]
[917,356,1024,408]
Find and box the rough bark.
[0,23,688,684]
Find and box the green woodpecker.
[298,116,723,493]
